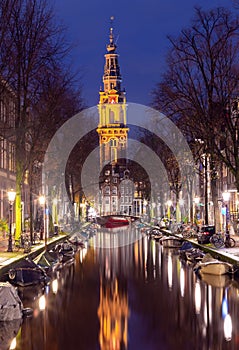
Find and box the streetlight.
[7,189,16,252]
[222,191,230,238]
[167,200,172,220]
[194,196,200,225]
[39,195,47,248]
[143,199,148,221]
[178,198,185,223]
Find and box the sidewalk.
[0,222,91,274]
[0,233,68,274]
[193,234,239,265]
[154,224,239,267]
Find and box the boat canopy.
[0,282,23,321]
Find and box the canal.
[6,223,239,349]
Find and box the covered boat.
[55,241,75,263]
[147,228,162,241]
[68,233,85,247]
[194,254,234,275]
[34,250,61,274]
[160,236,184,248]
[179,241,194,259]
[0,282,23,321]
[7,258,47,287]
[0,318,22,350]
[185,248,205,263]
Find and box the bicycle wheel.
[182,230,192,239]
[24,240,31,253]
[227,237,236,248]
[210,235,224,248]
[14,239,21,251]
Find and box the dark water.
[4,224,239,350]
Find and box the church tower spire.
[97,18,128,168]
[97,18,129,215]
[102,16,123,96]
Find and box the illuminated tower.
[97,19,129,215]
[97,19,129,170]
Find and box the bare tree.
[152,7,239,228]
[27,68,84,238]
[0,0,83,240]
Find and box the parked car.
[197,225,216,244]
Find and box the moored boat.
[153,233,163,242]
[34,250,61,275]
[68,233,85,247]
[103,216,129,228]
[7,258,47,287]
[185,249,205,263]
[194,254,234,275]
[160,236,184,248]
[0,282,23,320]
[179,241,194,260]
[55,241,75,264]
[200,273,233,288]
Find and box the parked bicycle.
[32,231,41,244]
[15,232,31,253]
[177,224,198,239]
[210,232,236,248]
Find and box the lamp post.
[222,191,230,238]
[7,189,16,252]
[39,195,47,248]
[167,200,172,220]
[143,199,148,222]
[194,196,200,225]
[179,199,184,222]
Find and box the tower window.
[109,110,114,123]
[110,139,117,147]
[104,186,110,195]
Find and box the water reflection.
[4,223,239,349]
[98,278,129,350]
[91,223,143,248]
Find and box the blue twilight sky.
[55,0,235,108]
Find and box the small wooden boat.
[104,216,129,228]
[55,242,75,264]
[200,273,233,288]
[179,241,194,260]
[194,254,234,275]
[34,250,61,275]
[7,259,47,287]
[150,230,163,241]
[185,249,205,263]
[153,233,164,242]
[68,233,85,247]
[160,236,184,248]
